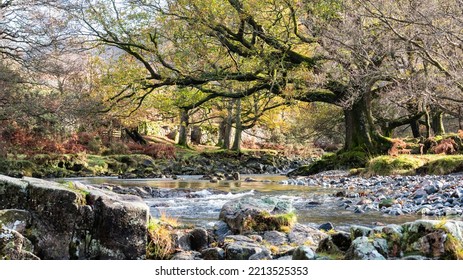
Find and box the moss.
[443,233,463,260]
[419,155,463,175]
[243,211,297,233]
[288,150,368,176]
[366,155,424,176]
[316,251,345,260]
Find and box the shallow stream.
[70,175,442,230]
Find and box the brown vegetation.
[432,138,457,155]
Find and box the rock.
[219,197,295,234]
[292,246,316,260]
[83,185,149,260]
[249,250,272,260]
[172,231,192,251]
[288,224,328,249]
[171,251,203,260]
[0,175,28,209]
[201,248,225,260]
[345,237,386,260]
[213,221,232,242]
[263,231,288,246]
[0,209,31,234]
[223,235,267,260]
[189,228,209,251]
[318,222,335,232]
[331,232,352,251]
[372,238,389,257]
[411,231,447,258]
[231,172,240,181]
[350,225,372,239]
[335,191,346,197]
[0,175,149,260]
[0,225,39,260]
[316,232,351,255]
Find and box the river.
[68,175,443,231]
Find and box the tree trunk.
[423,107,432,138]
[431,111,445,136]
[344,96,373,151]
[232,98,242,152]
[410,120,421,138]
[222,99,234,149]
[178,108,189,147]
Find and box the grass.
[364,154,463,176]
[146,213,179,260]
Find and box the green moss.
[288,150,368,176]
[366,155,425,176]
[316,251,345,260]
[243,211,297,233]
[419,155,463,175]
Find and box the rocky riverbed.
[280,172,463,218]
[3,173,463,260]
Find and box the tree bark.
[431,111,445,136]
[222,99,234,149]
[344,95,373,151]
[411,120,422,138]
[178,108,189,147]
[232,98,242,152]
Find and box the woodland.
[2,0,463,176]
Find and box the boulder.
[171,251,203,260]
[201,247,225,260]
[189,228,209,251]
[317,232,351,255]
[292,246,316,260]
[318,222,335,232]
[288,223,328,250]
[0,175,149,260]
[0,209,31,234]
[223,235,268,260]
[0,225,39,260]
[345,237,386,260]
[219,197,295,234]
[263,230,288,246]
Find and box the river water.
[70,175,438,231]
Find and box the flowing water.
[70,175,433,230]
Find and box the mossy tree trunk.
[178,108,189,147]
[431,110,445,136]
[232,98,242,152]
[222,99,234,149]
[343,92,390,154]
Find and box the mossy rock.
[220,197,296,234]
[288,150,367,176]
[417,156,463,175]
[366,155,425,176]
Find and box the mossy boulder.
[0,174,149,260]
[288,150,368,176]
[219,197,296,234]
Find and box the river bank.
[2,174,463,260]
[0,151,312,179]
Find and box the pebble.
[280,174,463,218]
